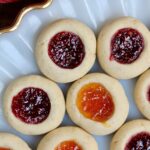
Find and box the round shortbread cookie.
[3,75,65,135]
[134,69,150,119]
[111,119,150,150]
[35,19,96,83]
[37,126,98,150]
[97,17,150,79]
[0,133,31,150]
[66,73,129,135]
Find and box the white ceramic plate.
[0,0,149,149]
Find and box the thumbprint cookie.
[66,73,129,135]
[111,119,150,150]
[35,19,96,83]
[134,69,150,119]
[0,133,31,150]
[97,17,150,79]
[37,126,98,150]
[3,75,65,135]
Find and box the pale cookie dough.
[97,17,150,79]
[111,119,150,150]
[134,69,150,119]
[66,73,129,135]
[37,126,98,150]
[3,75,65,135]
[0,133,31,150]
[35,19,96,83]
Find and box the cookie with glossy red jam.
[0,133,31,150]
[35,19,96,83]
[134,69,150,119]
[97,17,150,79]
[3,75,65,135]
[66,73,129,135]
[37,126,98,150]
[111,119,150,150]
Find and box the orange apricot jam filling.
[0,148,10,150]
[77,82,115,122]
[55,140,82,150]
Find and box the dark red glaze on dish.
[48,31,85,69]
[110,28,144,64]
[0,0,49,30]
[0,0,19,3]
[125,132,150,150]
[11,87,51,124]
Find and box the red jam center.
[110,28,144,64]
[48,31,85,69]
[11,87,51,124]
[0,148,10,150]
[147,87,150,102]
[77,83,115,122]
[125,132,150,150]
[0,0,19,3]
[55,140,82,150]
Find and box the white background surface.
[0,0,149,149]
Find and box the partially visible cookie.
[111,119,150,150]
[35,19,96,83]
[66,73,129,135]
[97,17,150,79]
[0,133,31,150]
[134,69,150,119]
[3,75,65,135]
[37,126,98,150]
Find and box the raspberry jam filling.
[77,83,115,122]
[147,87,150,102]
[0,0,19,3]
[55,140,82,150]
[11,87,51,124]
[125,132,150,150]
[48,31,85,69]
[0,148,10,150]
[110,28,144,64]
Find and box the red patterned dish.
[0,0,52,34]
